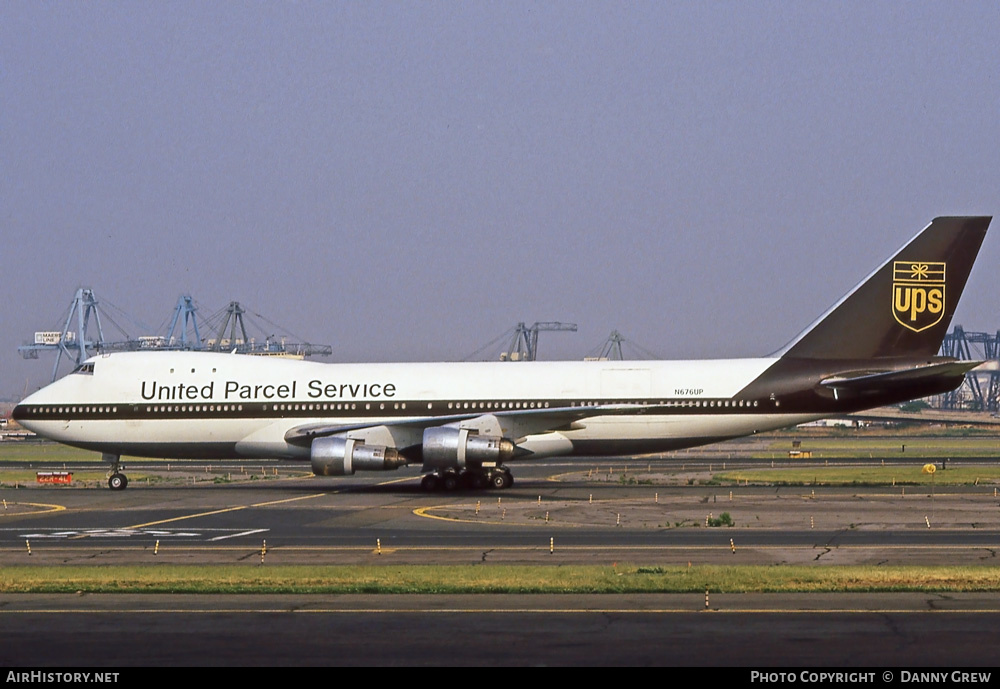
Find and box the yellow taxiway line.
[126,493,329,529]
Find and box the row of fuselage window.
[25,398,762,417]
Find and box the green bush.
[707,512,734,527]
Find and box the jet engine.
[311,436,407,476]
[421,426,515,471]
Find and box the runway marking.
[0,502,66,517]
[411,503,583,526]
[375,476,421,487]
[249,494,333,508]
[412,505,471,522]
[63,529,201,539]
[10,528,264,540]
[208,529,268,541]
[126,492,328,528]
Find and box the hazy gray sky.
[3,2,998,399]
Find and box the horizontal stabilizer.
[820,360,981,392]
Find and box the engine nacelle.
[421,426,515,471]
[311,437,407,476]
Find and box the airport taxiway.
[2,458,1000,565]
[4,592,1000,666]
[4,456,1000,666]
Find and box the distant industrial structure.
[19,288,332,381]
[499,322,578,361]
[937,326,1000,412]
[584,330,663,362]
[461,321,579,362]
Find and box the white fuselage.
[15,350,824,461]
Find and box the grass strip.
[714,466,1000,486]
[3,565,1000,594]
[766,438,1000,452]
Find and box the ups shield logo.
[892,261,946,332]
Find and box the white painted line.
[209,528,268,541]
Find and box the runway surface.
[3,460,999,565]
[3,456,1000,666]
[4,593,1000,667]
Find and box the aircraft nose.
[12,388,46,430]
[11,404,27,422]
[10,402,41,434]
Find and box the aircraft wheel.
[108,473,128,491]
[490,471,510,490]
[442,473,460,491]
[458,471,475,489]
[421,474,441,492]
[469,472,489,490]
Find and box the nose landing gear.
[108,473,129,490]
[103,453,129,491]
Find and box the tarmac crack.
[813,547,832,561]
[927,593,953,611]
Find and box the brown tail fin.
[776,216,990,360]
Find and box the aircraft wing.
[283,403,646,447]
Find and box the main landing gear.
[420,467,513,492]
[103,453,129,491]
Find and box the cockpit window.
[72,363,95,375]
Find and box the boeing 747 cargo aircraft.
[13,216,991,490]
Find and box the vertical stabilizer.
[775,216,990,360]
